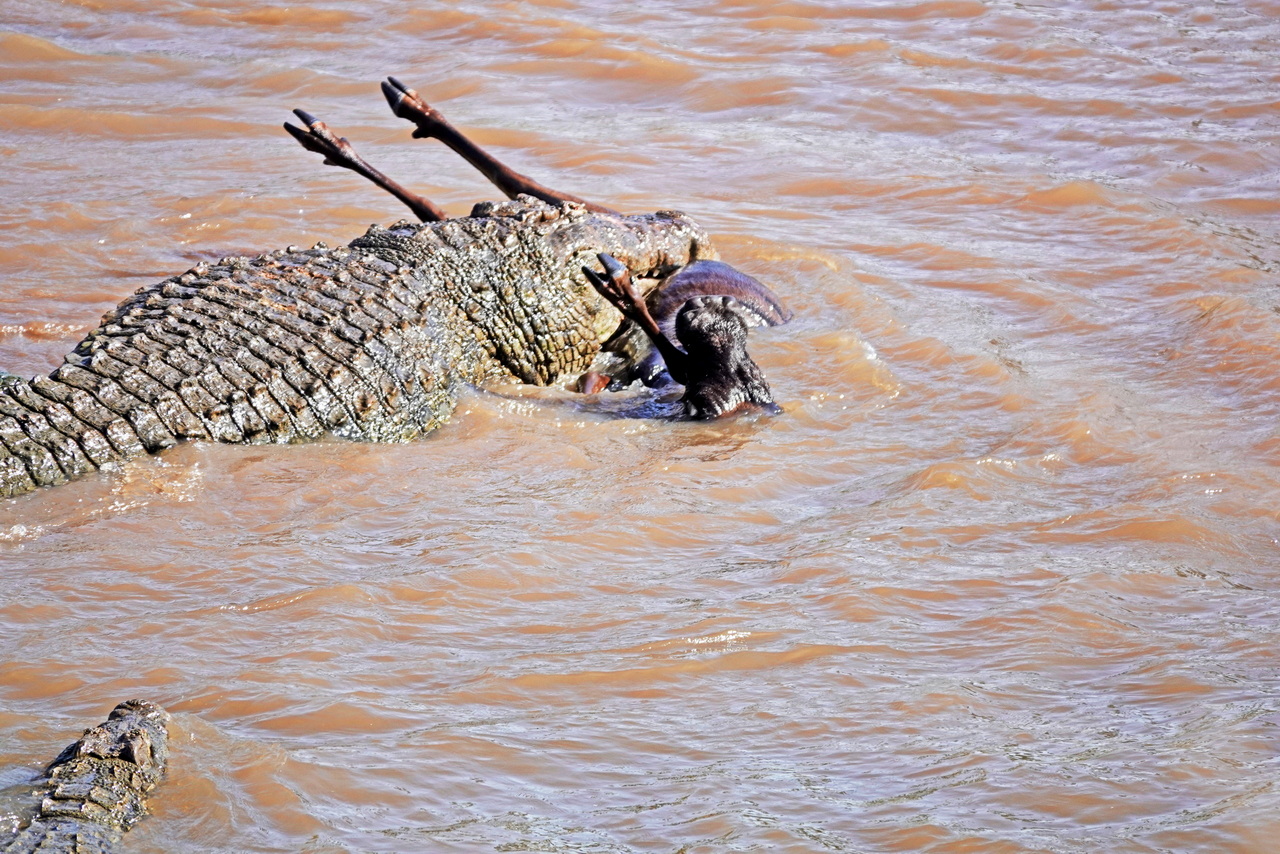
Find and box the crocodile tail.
[0,347,207,497]
[0,243,470,499]
[0,373,148,499]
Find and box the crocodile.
[0,700,170,854]
[0,77,789,498]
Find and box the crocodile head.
[349,195,718,385]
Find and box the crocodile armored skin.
[0,700,171,854]
[0,196,713,497]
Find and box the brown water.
[2,1,1279,851]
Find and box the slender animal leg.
[285,109,449,222]
[583,253,689,383]
[382,77,620,216]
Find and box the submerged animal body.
[0,78,786,499]
[0,700,170,854]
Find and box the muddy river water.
[2,1,1279,851]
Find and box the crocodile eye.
[119,731,154,767]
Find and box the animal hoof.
[382,77,445,138]
[283,111,356,168]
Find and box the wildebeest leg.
[583,254,689,384]
[382,77,620,216]
[285,110,449,223]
